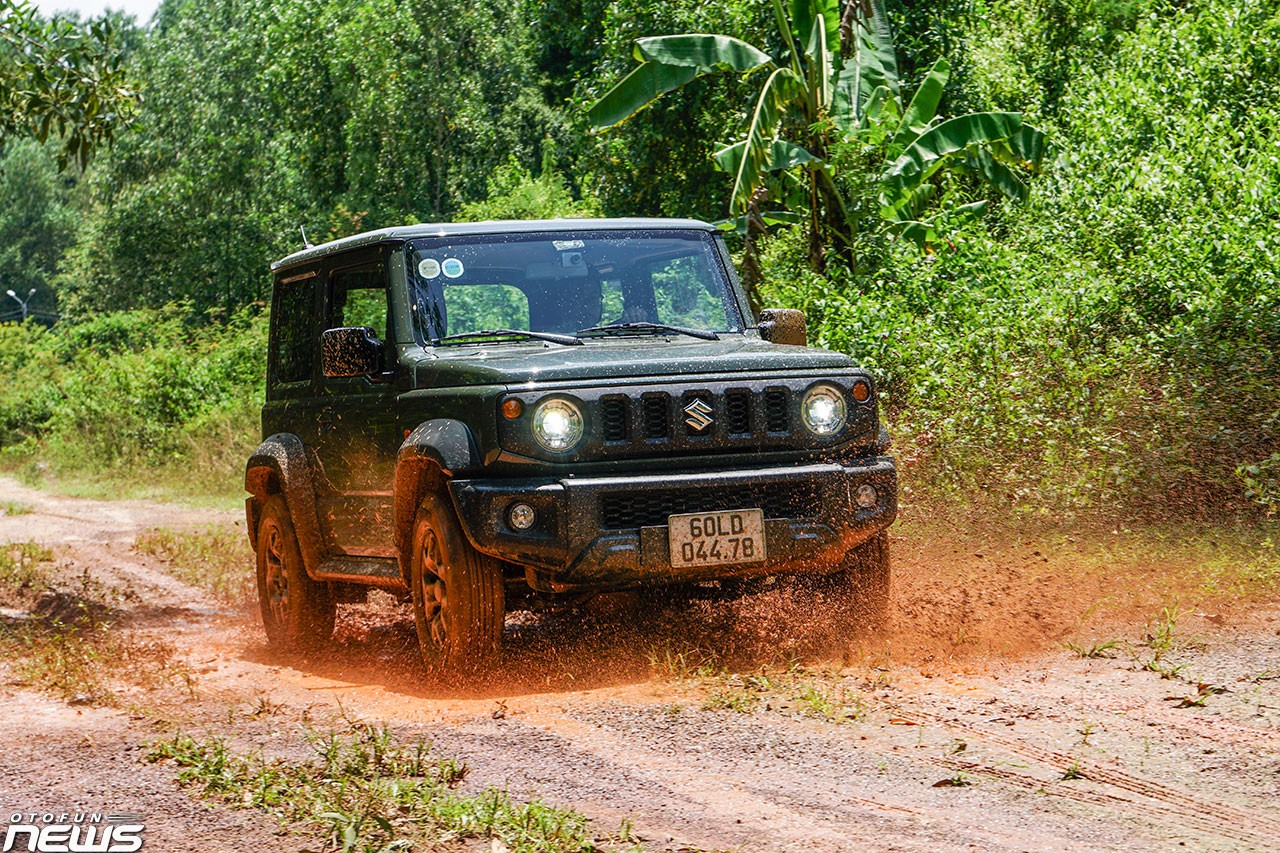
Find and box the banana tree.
[590,0,1045,272]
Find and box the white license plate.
[668,509,766,568]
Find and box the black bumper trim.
[448,457,896,589]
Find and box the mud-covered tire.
[813,531,891,631]
[255,494,335,650]
[410,492,505,677]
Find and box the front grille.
[725,391,751,434]
[601,396,629,442]
[764,389,789,432]
[642,395,671,439]
[599,483,822,529]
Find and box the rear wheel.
[813,531,891,631]
[410,492,505,677]
[255,495,335,650]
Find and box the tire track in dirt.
[900,706,1280,848]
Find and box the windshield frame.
[404,228,749,347]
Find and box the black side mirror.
[757,308,807,346]
[321,326,383,378]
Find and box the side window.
[330,266,389,342]
[273,272,317,384]
[651,254,729,330]
[443,284,529,335]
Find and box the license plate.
[668,509,766,568]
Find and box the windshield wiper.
[435,329,583,346]
[577,321,719,341]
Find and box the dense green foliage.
[0,307,263,496]
[0,0,1277,518]
[589,0,1045,275]
[762,0,1280,518]
[0,0,136,169]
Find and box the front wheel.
[255,495,335,651]
[410,492,505,677]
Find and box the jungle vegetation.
[0,0,1277,523]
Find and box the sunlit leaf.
[588,61,699,129]
[634,34,772,72]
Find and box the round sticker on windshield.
[417,258,441,279]
[442,258,465,278]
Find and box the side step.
[312,555,405,590]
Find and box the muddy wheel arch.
[244,433,325,579]
[393,419,481,584]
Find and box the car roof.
[271,218,719,271]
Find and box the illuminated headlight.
[532,398,584,452]
[801,384,848,436]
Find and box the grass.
[0,541,194,705]
[146,723,642,853]
[1133,602,1188,679]
[0,541,53,591]
[3,621,195,705]
[135,525,253,606]
[0,500,33,516]
[648,641,869,725]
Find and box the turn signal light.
[851,379,872,403]
[501,398,524,419]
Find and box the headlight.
[532,398,584,452]
[801,384,847,436]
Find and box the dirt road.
[1,476,1278,852]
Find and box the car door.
[309,257,400,557]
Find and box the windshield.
[406,229,743,344]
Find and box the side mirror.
[757,308,807,347]
[321,326,383,378]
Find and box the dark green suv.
[245,218,896,674]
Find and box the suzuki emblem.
[683,398,714,431]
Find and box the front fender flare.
[392,419,481,580]
[244,433,325,579]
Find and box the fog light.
[855,484,878,509]
[508,503,536,530]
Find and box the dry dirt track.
[2,476,1279,852]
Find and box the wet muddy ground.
[1,476,1278,851]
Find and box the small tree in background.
[590,0,1045,287]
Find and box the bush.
[0,307,266,499]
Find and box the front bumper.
[448,457,896,590]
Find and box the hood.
[407,335,854,388]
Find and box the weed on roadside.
[0,501,33,516]
[645,642,722,681]
[147,725,640,852]
[3,618,194,706]
[1061,638,1118,659]
[793,681,866,723]
[1131,602,1189,678]
[135,525,252,606]
[702,683,757,713]
[0,541,53,592]
[1061,759,1087,781]
[0,542,194,705]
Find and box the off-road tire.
[255,494,335,650]
[410,492,505,677]
[813,531,891,631]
